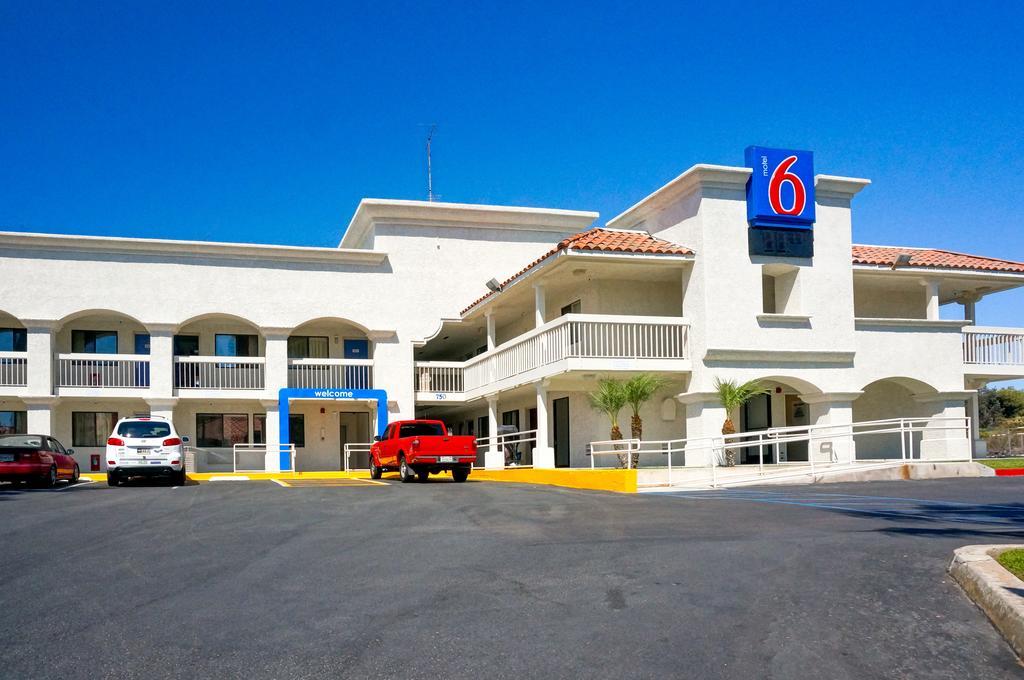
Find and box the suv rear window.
[117,421,172,438]
[398,422,445,437]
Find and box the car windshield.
[117,421,172,438]
[398,422,445,437]
[0,435,44,448]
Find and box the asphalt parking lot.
[2,476,1023,679]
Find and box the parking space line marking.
[271,478,290,487]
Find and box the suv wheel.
[399,456,415,483]
[107,472,120,487]
[175,468,187,486]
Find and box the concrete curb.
[948,544,1024,659]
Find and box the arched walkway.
[853,377,939,459]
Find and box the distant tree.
[979,387,1024,428]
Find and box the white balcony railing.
[0,352,28,387]
[417,315,689,397]
[287,358,373,389]
[174,356,265,390]
[414,362,465,393]
[963,327,1024,366]
[56,353,151,388]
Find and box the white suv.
[106,416,189,487]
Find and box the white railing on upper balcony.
[414,362,465,393]
[0,352,28,387]
[963,327,1024,366]
[463,314,689,393]
[56,353,151,388]
[288,358,373,389]
[174,356,265,390]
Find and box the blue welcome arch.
[278,387,389,471]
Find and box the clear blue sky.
[2,1,1023,337]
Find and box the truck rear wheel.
[451,467,470,483]
[399,456,415,483]
[417,469,430,483]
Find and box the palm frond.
[587,378,627,428]
[713,377,768,411]
[623,373,670,416]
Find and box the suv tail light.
[163,437,182,447]
[107,437,124,446]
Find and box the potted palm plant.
[623,373,670,468]
[713,377,767,466]
[587,378,629,467]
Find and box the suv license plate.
[439,456,456,463]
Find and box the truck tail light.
[107,437,124,446]
[163,437,182,447]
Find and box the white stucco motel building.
[2,150,1023,481]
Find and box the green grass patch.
[997,549,1024,580]
[978,458,1024,469]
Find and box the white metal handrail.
[288,358,373,389]
[963,327,1024,365]
[232,443,295,472]
[175,356,265,390]
[342,442,373,471]
[56,353,150,388]
[0,351,28,386]
[590,416,972,487]
[474,428,538,468]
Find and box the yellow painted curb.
[81,468,637,493]
[467,468,638,494]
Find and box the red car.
[0,434,81,487]
[369,420,477,483]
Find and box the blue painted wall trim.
[277,387,389,471]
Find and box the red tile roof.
[851,245,1024,273]
[460,228,694,315]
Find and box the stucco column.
[914,392,972,461]
[146,324,177,398]
[145,397,177,422]
[678,393,726,467]
[959,291,981,325]
[262,328,290,398]
[485,311,496,351]
[367,331,411,421]
[261,398,282,472]
[533,381,554,468]
[485,394,502,469]
[921,279,941,320]
[800,393,860,464]
[24,397,56,436]
[534,284,546,328]
[964,380,986,456]
[23,320,57,397]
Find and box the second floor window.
[0,328,27,352]
[215,334,258,357]
[288,336,329,359]
[72,330,117,354]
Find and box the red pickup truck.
[369,419,477,483]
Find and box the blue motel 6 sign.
[745,146,816,229]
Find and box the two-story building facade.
[2,155,1023,473]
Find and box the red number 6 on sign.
[768,155,806,216]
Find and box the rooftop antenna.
[422,123,438,202]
